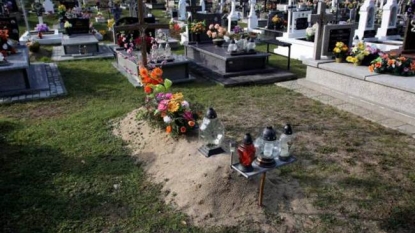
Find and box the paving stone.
[396,124,415,135]
[379,118,406,128]
[311,94,334,104]
[337,103,370,116]
[362,112,388,122]
[296,88,322,98]
[276,80,302,90]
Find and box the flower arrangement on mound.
[138,66,203,135]
[346,42,378,66]
[305,23,318,41]
[369,53,415,76]
[35,23,49,32]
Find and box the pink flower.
[212,32,217,38]
[158,100,169,111]
[183,111,194,121]
[209,24,214,29]
[214,24,220,29]
[165,93,173,99]
[207,30,212,37]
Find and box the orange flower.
[411,61,415,71]
[398,56,407,62]
[180,126,187,133]
[166,125,172,134]
[375,62,382,68]
[387,59,395,66]
[368,65,374,72]
[167,101,179,112]
[139,67,149,77]
[188,121,195,127]
[152,67,163,77]
[144,85,152,94]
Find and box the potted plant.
[305,23,317,41]
[35,23,49,39]
[369,54,415,76]
[346,42,374,66]
[332,42,348,63]
[189,20,206,43]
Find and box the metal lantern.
[236,133,256,172]
[254,126,279,168]
[279,124,293,161]
[198,107,225,157]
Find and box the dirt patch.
[29,47,52,62]
[113,109,318,232]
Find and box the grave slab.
[61,35,99,55]
[52,43,114,61]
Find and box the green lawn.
[2,9,415,233]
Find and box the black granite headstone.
[68,18,90,34]
[326,28,352,54]
[402,20,415,54]
[3,0,19,12]
[0,17,19,41]
[115,16,157,39]
[194,12,222,43]
[59,0,78,9]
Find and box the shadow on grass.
[0,120,141,232]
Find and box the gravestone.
[4,0,19,12]
[43,0,55,13]
[0,17,19,41]
[113,16,156,44]
[322,24,355,57]
[247,0,258,30]
[401,19,415,57]
[266,10,285,30]
[310,1,329,60]
[227,0,238,32]
[194,12,221,43]
[355,0,377,41]
[67,18,90,34]
[178,0,186,20]
[283,0,312,38]
[186,0,202,20]
[60,0,78,9]
[376,0,399,40]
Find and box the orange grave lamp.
[236,133,256,172]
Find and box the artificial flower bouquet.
[58,4,67,17]
[64,21,72,28]
[138,66,203,135]
[305,23,318,41]
[35,23,49,32]
[332,41,348,58]
[0,30,16,57]
[346,42,380,66]
[206,24,227,39]
[271,15,286,29]
[369,53,415,76]
[190,20,206,34]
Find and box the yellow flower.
[167,101,179,112]
[171,92,184,102]
[336,42,344,48]
[333,47,341,53]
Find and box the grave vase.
[38,31,43,39]
[335,57,343,63]
[212,38,225,47]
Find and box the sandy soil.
[113,109,318,232]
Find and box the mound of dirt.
[113,109,317,232]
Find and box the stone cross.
[309,1,332,60]
[178,0,186,20]
[227,0,238,32]
[114,0,169,67]
[200,0,206,12]
[33,0,45,24]
[247,0,258,30]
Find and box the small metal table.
[231,156,296,206]
[261,39,292,70]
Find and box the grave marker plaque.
[0,17,19,41]
[68,18,90,34]
[322,24,354,57]
[402,20,415,54]
[295,17,308,30]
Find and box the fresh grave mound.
[113,109,317,231]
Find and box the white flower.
[0,53,4,62]
[163,116,172,123]
[181,100,189,108]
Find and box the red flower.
[180,126,187,133]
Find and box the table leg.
[258,172,266,206]
[266,43,270,64]
[287,45,291,70]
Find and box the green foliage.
[28,41,40,53]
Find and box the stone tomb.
[112,49,195,87]
[185,43,270,77]
[61,34,99,55]
[0,46,49,96]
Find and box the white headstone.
[376,0,399,40]
[227,0,238,32]
[200,0,206,12]
[247,0,258,30]
[178,0,186,20]
[283,0,312,38]
[220,0,224,13]
[355,0,377,40]
[43,0,55,13]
